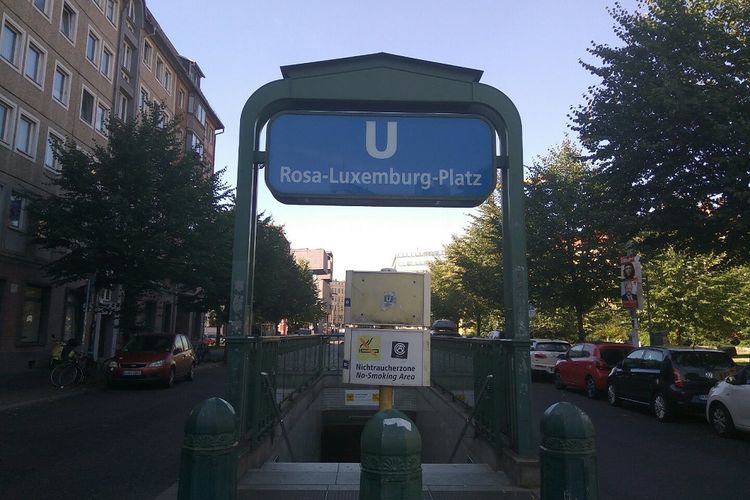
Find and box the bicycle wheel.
[50,362,79,387]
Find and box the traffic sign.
[265,112,496,207]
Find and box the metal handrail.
[261,371,295,462]
[448,374,493,462]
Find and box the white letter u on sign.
[365,121,397,159]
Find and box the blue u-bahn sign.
[265,112,496,207]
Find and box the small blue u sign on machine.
[382,292,396,310]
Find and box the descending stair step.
[239,463,535,499]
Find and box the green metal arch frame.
[226,54,533,456]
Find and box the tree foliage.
[252,214,325,327]
[430,193,504,334]
[525,140,622,339]
[572,0,750,262]
[645,247,750,346]
[30,104,228,334]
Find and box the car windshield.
[672,351,734,369]
[122,336,173,353]
[600,348,630,366]
[535,342,569,352]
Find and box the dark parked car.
[106,333,195,388]
[607,346,737,422]
[554,342,633,398]
[430,319,460,337]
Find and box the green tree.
[430,193,504,335]
[176,199,235,336]
[30,104,228,336]
[572,0,750,262]
[252,214,324,327]
[181,208,324,335]
[645,247,750,346]
[525,140,621,340]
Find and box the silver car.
[530,339,570,378]
[706,364,750,438]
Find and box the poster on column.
[342,328,430,387]
[620,255,643,309]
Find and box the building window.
[186,130,203,156]
[52,63,71,107]
[1,17,24,70]
[9,192,26,230]
[33,0,53,19]
[190,96,206,127]
[0,96,15,147]
[121,41,132,73]
[80,88,95,125]
[15,112,38,158]
[45,129,64,172]
[162,302,172,333]
[163,69,172,93]
[177,90,184,110]
[126,0,135,20]
[85,30,99,65]
[95,103,108,134]
[63,288,84,342]
[19,285,45,344]
[143,39,152,68]
[100,45,113,79]
[24,39,46,87]
[144,300,156,331]
[105,0,117,25]
[118,91,130,121]
[155,56,164,80]
[60,3,78,43]
[139,87,150,111]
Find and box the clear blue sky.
[148,0,638,280]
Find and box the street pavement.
[0,361,226,500]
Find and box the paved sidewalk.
[0,362,108,412]
[0,359,223,412]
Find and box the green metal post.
[540,402,598,500]
[360,409,422,500]
[495,99,534,457]
[177,397,238,500]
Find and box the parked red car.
[106,333,195,388]
[554,342,633,398]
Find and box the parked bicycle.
[50,351,95,388]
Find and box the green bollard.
[178,397,238,500]
[359,409,422,500]
[540,402,598,500]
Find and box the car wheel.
[585,377,598,399]
[653,392,674,422]
[709,403,735,438]
[185,363,195,381]
[163,368,175,388]
[607,384,620,406]
[553,371,565,390]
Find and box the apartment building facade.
[0,0,222,372]
[291,248,334,334]
[330,279,345,331]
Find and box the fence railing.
[431,337,531,456]
[226,334,343,447]
[226,333,531,456]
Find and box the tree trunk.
[575,304,585,342]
